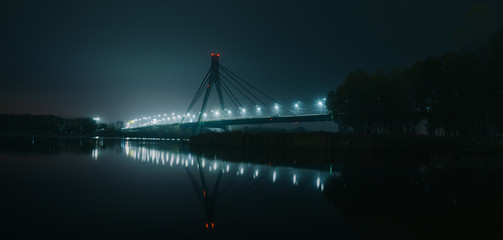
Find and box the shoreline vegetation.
[189,131,503,167]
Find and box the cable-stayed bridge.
[125,53,334,132]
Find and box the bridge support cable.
[219,65,279,104]
[183,77,209,121]
[218,73,258,110]
[186,69,210,113]
[219,71,274,115]
[181,68,211,123]
[219,65,296,115]
[219,78,243,112]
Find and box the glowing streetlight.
[274,104,279,115]
[294,103,299,115]
[318,101,323,114]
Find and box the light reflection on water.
[114,139,335,233]
[118,139,332,191]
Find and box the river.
[0,136,501,238]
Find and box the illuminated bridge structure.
[126,53,336,132]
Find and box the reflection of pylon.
[185,157,267,230]
[185,157,221,230]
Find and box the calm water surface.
[0,137,501,239]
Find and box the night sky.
[1,0,502,122]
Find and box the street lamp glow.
[215,111,219,116]
[228,110,232,114]
[242,108,246,112]
[93,117,100,121]
[257,107,261,111]
[203,113,207,117]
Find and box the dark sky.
[1,0,502,122]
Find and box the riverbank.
[190,131,503,166]
[190,131,502,152]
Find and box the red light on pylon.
[203,190,206,196]
[205,223,209,229]
[207,84,210,88]
[216,54,220,57]
[211,53,214,56]
[211,222,214,228]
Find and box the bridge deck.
[180,114,332,128]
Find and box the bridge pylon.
[181,53,282,134]
[196,54,228,134]
[181,53,228,134]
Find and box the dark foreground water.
[0,137,501,239]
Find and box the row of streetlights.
[126,99,327,128]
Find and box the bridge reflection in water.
[119,139,332,229]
